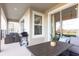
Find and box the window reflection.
[34,15,42,35]
[51,4,78,38]
[8,22,19,33]
[62,18,79,36]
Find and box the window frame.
[32,11,44,38]
[20,19,25,32]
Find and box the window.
[62,5,77,20]
[62,18,79,36]
[20,20,24,32]
[62,5,78,36]
[8,22,19,33]
[32,11,44,37]
[34,15,42,35]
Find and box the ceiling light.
[75,8,77,10]
[14,8,17,10]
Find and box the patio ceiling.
[1,3,59,21]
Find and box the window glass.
[8,22,19,33]
[34,25,42,35]
[20,20,24,32]
[34,15,42,25]
[62,5,78,36]
[62,18,79,36]
[34,15,42,35]
[62,5,77,20]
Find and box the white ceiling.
[2,3,58,21]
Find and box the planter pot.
[50,41,56,47]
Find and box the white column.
[51,14,56,38]
[77,4,79,17]
[76,4,79,36]
[0,5,1,52]
[48,14,51,41]
[60,11,62,37]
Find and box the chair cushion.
[59,36,70,43]
[70,37,79,46]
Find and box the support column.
[51,14,56,38]
[77,4,79,36]
[77,4,79,17]
[48,14,51,41]
[60,11,62,37]
[0,5,1,52]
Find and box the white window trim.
[19,18,25,33]
[48,3,77,41]
[32,11,44,38]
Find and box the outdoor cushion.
[59,36,70,43]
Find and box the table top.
[27,41,72,56]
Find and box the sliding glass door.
[51,4,78,39]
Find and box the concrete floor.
[0,39,31,56]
